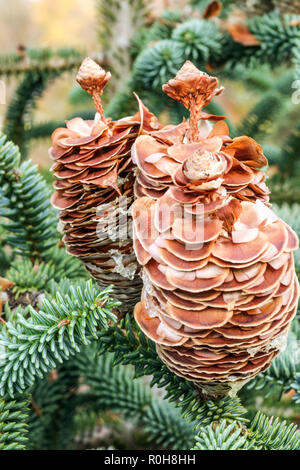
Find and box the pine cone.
[50,59,161,313]
[132,61,299,395]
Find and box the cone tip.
[76,57,111,95]
[162,60,223,109]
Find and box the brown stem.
[93,92,106,123]
[188,95,202,142]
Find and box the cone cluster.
[50,58,160,312]
[132,61,299,389]
[50,58,299,391]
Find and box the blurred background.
[1,0,299,179]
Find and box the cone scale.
[132,61,299,396]
[50,58,161,312]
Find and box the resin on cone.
[50,57,161,312]
[132,61,299,396]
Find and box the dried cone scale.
[132,61,299,397]
[50,58,161,312]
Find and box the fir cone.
[132,61,299,396]
[50,58,161,313]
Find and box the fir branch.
[248,412,300,450]
[97,315,195,404]
[181,396,248,429]
[4,70,61,157]
[97,315,249,430]
[0,393,29,450]
[28,357,81,450]
[24,120,64,142]
[0,47,94,77]
[220,13,300,69]
[192,412,300,450]
[130,10,184,61]
[80,348,153,418]
[131,13,300,96]
[133,39,185,89]
[192,420,251,450]
[2,51,104,156]
[97,1,148,58]
[248,13,300,68]
[44,245,88,281]
[0,280,118,396]
[78,350,195,450]
[0,135,57,258]
[172,19,222,64]
[7,258,55,297]
[143,400,194,450]
[6,250,86,298]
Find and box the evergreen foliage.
[4,70,60,156]
[27,357,81,450]
[192,413,300,450]
[192,420,252,450]
[0,280,118,396]
[0,47,85,77]
[97,315,196,404]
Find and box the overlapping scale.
[50,58,161,312]
[132,61,299,395]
